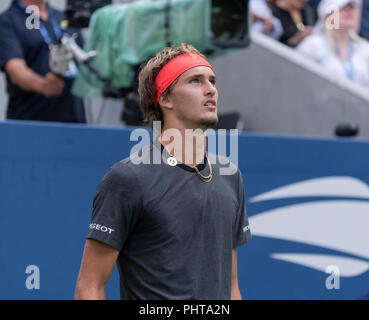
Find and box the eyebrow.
[187,74,217,81]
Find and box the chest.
[317,44,369,84]
[136,172,239,243]
[11,9,62,56]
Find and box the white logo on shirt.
[167,157,177,166]
[243,225,250,232]
[89,223,114,234]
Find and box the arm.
[74,239,119,300]
[286,27,313,47]
[4,58,64,97]
[231,248,242,300]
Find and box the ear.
[158,94,173,111]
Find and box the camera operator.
[0,0,86,123]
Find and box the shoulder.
[210,153,242,182]
[0,6,14,25]
[102,155,143,185]
[100,143,155,188]
[300,31,325,47]
[0,4,30,33]
[297,31,327,54]
[49,7,84,44]
[0,6,22,42]
[355,38,369,51]
[49,7,65,21]
[352,39,369,65]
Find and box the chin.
[198,116,219,129]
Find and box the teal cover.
[72,0,215,98]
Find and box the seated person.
[0,0,86,123]
[251,0,283,40]
[270,0,318,47]
[297,0,369,88]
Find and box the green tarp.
[72,0,214,98]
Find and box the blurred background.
[1,0,369,138]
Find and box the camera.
[65,0,112,28]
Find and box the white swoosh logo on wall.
[249,176,369,203]
[270,253,369,277]
[249,177,369,277]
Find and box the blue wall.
[1,121,369,299]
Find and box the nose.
[204,79,217,97]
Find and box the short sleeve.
[232,170,252,248]
[0,14,25,71]
[87,163,142,251]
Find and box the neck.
[331,28,351,44]
[160,123,207,167]
[21,0,47,17]
[331,29,351,59]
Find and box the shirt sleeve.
[0,13,25,71]
[87,162,142,251]
[296,34,321,61]
[232,169,252,248]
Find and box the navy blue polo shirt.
[0,1,86,123]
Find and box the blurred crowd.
[251,0,369,88]
[1,0,369,124]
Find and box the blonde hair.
[322,3,365,56]
[138,43,205,127]
[325,28,365,56]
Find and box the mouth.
[203,100,217,110]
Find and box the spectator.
[251,0,283,40]
[359,0,369,40]
[270,0,318,47]
[297,0,369,88]
[0,0,86,123]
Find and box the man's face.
[162,66,219,130]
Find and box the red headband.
[154,53,213,104]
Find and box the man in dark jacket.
[0,0,86,123]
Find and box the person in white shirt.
[297,0,369,88]
[251,0,283,40]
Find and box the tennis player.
[74,43,251,300]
